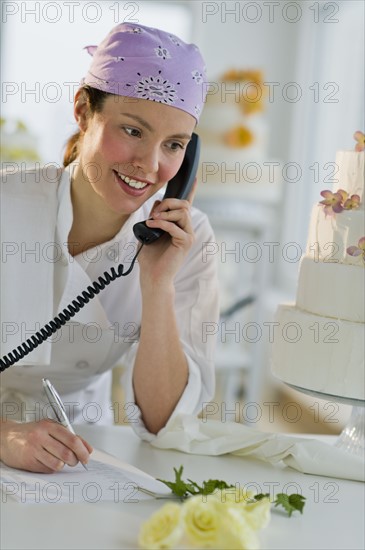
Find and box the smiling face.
[73,92,196,221]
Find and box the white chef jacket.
[0,163,219,440]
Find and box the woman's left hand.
[138,179,197,290]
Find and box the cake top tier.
[334,151,364,200]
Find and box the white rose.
[138,502,183,549]
[182,495,260,549]
[244,498,271,530]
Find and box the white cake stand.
[286,383,365,458]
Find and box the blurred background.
[1,0,364,434]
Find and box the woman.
[0,23,219,472]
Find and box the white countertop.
[1,424,364,550]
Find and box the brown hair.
[63,86,112,167]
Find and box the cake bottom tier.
[271,304,365,401]
[297,256,365,322]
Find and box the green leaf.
[194,479,234,495]
[254,493,270,501]
[157,467,306,518]
[157,466,234,499]
[157,466,199,498]
[274,493,306,517]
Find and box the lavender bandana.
[82,23,207,122]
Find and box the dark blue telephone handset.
[0,133,201,372]
[133,132,200,244]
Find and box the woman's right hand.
[0,419,93,473]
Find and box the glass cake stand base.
[286,384,365,458]
[334,405,365,457]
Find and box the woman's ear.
[74,89,89,132]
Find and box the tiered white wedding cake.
[271,136,365,401]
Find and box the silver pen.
[42,378,88,470]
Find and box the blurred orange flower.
[221,69,266,115]
[354,130,365,152]
[223,126,254,148]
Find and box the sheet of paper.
[0,448,172,504]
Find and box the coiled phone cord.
[0,244,144,373]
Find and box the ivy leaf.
[157,466,306,517]
[158,466,234,499]
[157,466,192,498]
[191,478,234,495]
[255,493,270,501]
[274,493,306,517]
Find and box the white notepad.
[0,449,173,504]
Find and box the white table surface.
[1,424,364,550]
